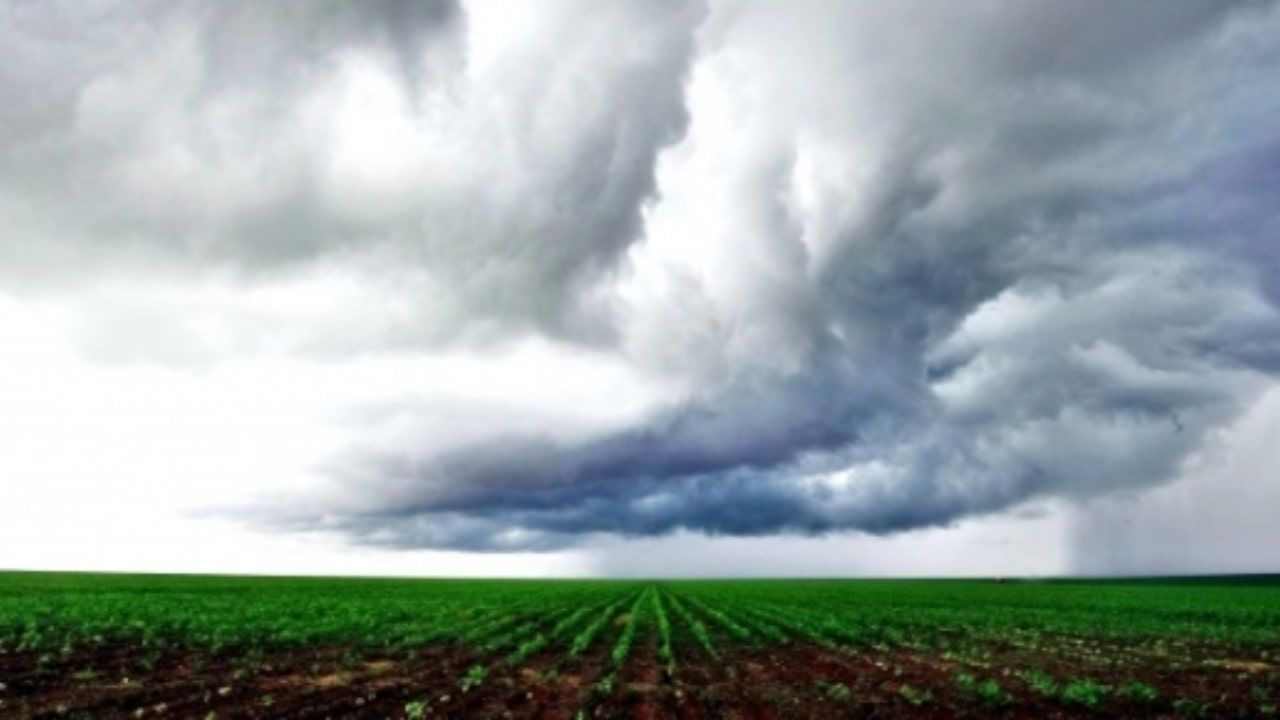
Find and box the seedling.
[459,664,487,692]
[957,672,1010,705]
[899,684,932,706]
[1018,670,1058,696]
[1062,680,1109,708]
[1118,681,1158,703]
[819,681,852,701]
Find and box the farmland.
[1,573,1278,718]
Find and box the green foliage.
[3,573,1278,657]
[956,672,1010,705]
[2,570,1279,716]
[458,664,487,692]
[0,573,649,654]
[1118,681,1158,703]
[1018,669,1058,696]
[610,588,651,667]
[664,592,718,659]
[1061,679,1110,708]
[1173,697,1205,716]
[652,590,677,676]
[899,684,932,706]
[404,700,427,719]
[570,595,632,658]
[655,576,1280,651]
[975,679,1011,705]
[682,595,752,642]
[818,681,852,701]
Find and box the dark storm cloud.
[5,1,1280,552]
[282,0,1280,550]
[317,252,1276,550]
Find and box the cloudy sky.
[3,0,1279,577]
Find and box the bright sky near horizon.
[2,0,1279,577]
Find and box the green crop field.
[2,572,1278,718]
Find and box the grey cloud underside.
[299,1,1280,550]
[5,1,1280,551]
[322,238,1278,551]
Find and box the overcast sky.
[3,0,1279,577]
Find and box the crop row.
[3,574,1278,659]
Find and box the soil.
[0,636,1275,719]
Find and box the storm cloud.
[4,1,1280,553]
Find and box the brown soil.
[0,637,1275,719]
